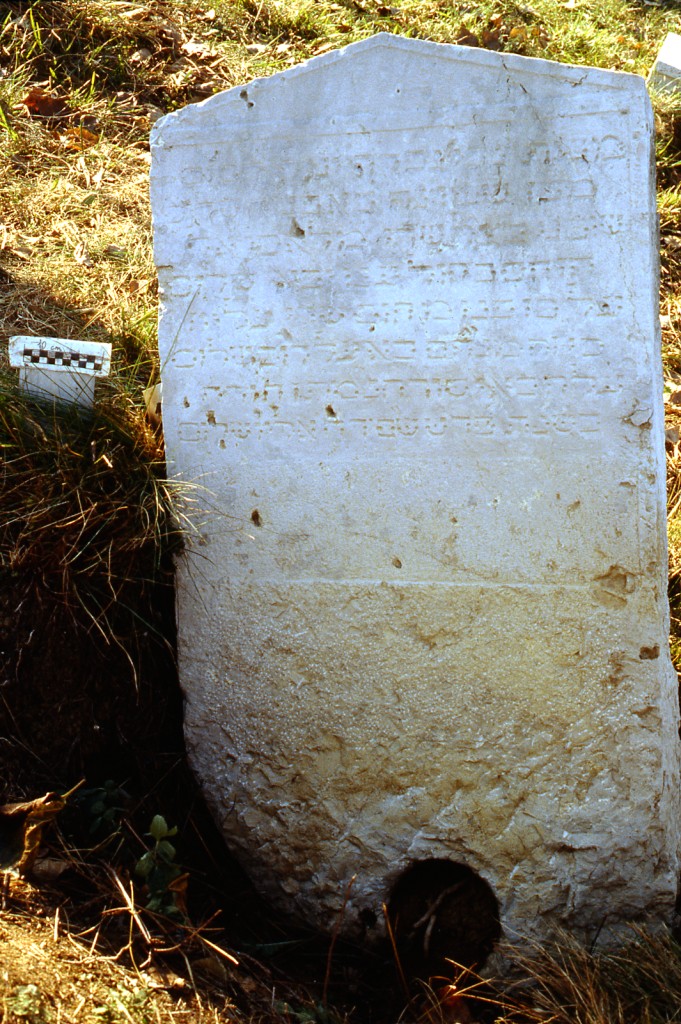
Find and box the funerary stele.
[151,35,681,948]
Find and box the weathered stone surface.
[151,35,680,947]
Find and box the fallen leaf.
[60,125,100,150]
[129,47,152,64]
[191,80,223,97]
[143,383,163,427]
[119,4,152,16]
[145,104,165,123]
[156,20,184,44]
[22,87,69,119]
[455,24,479,46]
[115,90,138,110]
[126,278,149,295]
[481,27,503,49]
[167,871,190,918]
[0,793,66,873]
[142,966,187,991]
[183,39,215,57]
[74,241,93,267]
[31,856,71,883]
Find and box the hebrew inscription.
[151,35,680,946]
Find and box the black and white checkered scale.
[22,346,104,372]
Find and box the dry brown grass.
[0,124,157,378]
[0,873,292,1024]
[499,928,681,1024]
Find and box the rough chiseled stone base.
[179,577,679,944]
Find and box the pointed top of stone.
[151,32,648,147]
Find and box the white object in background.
[9,336,112,408]
[648,33,681,96]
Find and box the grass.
[500,928,681,1024]
[2,0,681,1022]
[0,373,178,639]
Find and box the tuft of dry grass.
[0,371,179,632]
[496,928,681,1024]
[0,367,190,800]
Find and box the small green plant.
[5,985,49,1024]
[93,985,151,1024]
[78,779,128,837]
[134,814,186,920]
[275,1002,344,1024]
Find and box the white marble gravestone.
[151,35,680,946]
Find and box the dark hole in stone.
[387,858,501,979]
[251,508,262,527]
[325,404,336,417]
[639,644,660,660]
